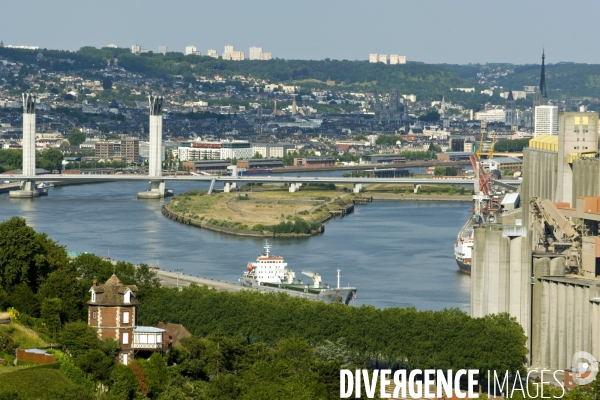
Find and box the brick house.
[88,275,166,364]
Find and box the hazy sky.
[3,0,599,64]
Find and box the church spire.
[539,49,547,98]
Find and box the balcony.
[132,326,167,351]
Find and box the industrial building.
[293,156,335,168]
[481,157,523,174]
[236,159,283,170]
[181,160,230,173]
[472,111,600,371]
[361,154,406,164]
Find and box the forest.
[0,216,597,399]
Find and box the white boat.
[36,182,54,189]
[240,241,357,305]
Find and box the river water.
[0,177,472,311]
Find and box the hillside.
[0,366,77,398]
[443,62,600,99]
[0,46,476,98]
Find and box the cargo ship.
[454,217,474,275]
[240,241,357,305]
[239,168,272,176]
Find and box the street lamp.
[175,268,183,289]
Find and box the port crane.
[301,271,322,288]
[469,130,501,222]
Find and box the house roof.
[156,322,192,345]
[134,326,165,333]
[88,274,139,306]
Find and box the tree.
[98,125,109,134]
[110,364,139,399]
[445,166,458,176]
[40,297,62,339]
[102,77,113,90]
[74,349,115,382]
[252,152,263,159]
[354,134,367,142]
[420,110,441,122]
[428,142,442,153]
[68,128,86,147]
[9,283,40,317]
[37,148,64,171]
[0,216,67,293]
[59,322,103,357]
[434,166,446,176]
[37,268,83,322]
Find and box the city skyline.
[1,0,600,64]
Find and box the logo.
[571,351,598,385]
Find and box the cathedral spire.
[539,49,547,98]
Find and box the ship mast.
[264,240,271,257]
[337,268,340,289]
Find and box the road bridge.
[6,92,520,198]
[3,173,521,193]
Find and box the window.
[122,332,129,345]
[91,290,96,303]
[124,290,131,304]
[92,311,97,319]
[123,311,130,324]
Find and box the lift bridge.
[4,93,520,199]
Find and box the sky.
[2,0,600,65]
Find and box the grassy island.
[164,184,359,237]
[163,183,472,237]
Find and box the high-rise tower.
[533,50,548,121]
[504,91,516,127]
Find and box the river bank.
[370,193,471,202]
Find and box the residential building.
[222,46,244,60]
[88,275,166,365]
[158,46,167,55]
[185,46,200,56]
[179,142,222,161]
[389,55,407,65]
[95,141,115,159]
[249,46,273,61]
[249,46,263,60]
[369,54,378,63]
[251,143,295,158]
[534,105,558,136]
[220,141,253,160]
[475,109,505,123]
[378,54,388,64]
[120,138,139,163]
[207,49,218,59]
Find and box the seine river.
[0,175,472,311]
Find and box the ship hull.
[240,278,357,305]
[456,259,471,275]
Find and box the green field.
[0,366,77,398]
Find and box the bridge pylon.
[10,93,41,198]
[138,95,173,199]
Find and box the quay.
[155,269,247,292]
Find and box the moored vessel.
[240,241,357,304]
[36,182,54,189]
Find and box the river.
[0,178,472,311]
